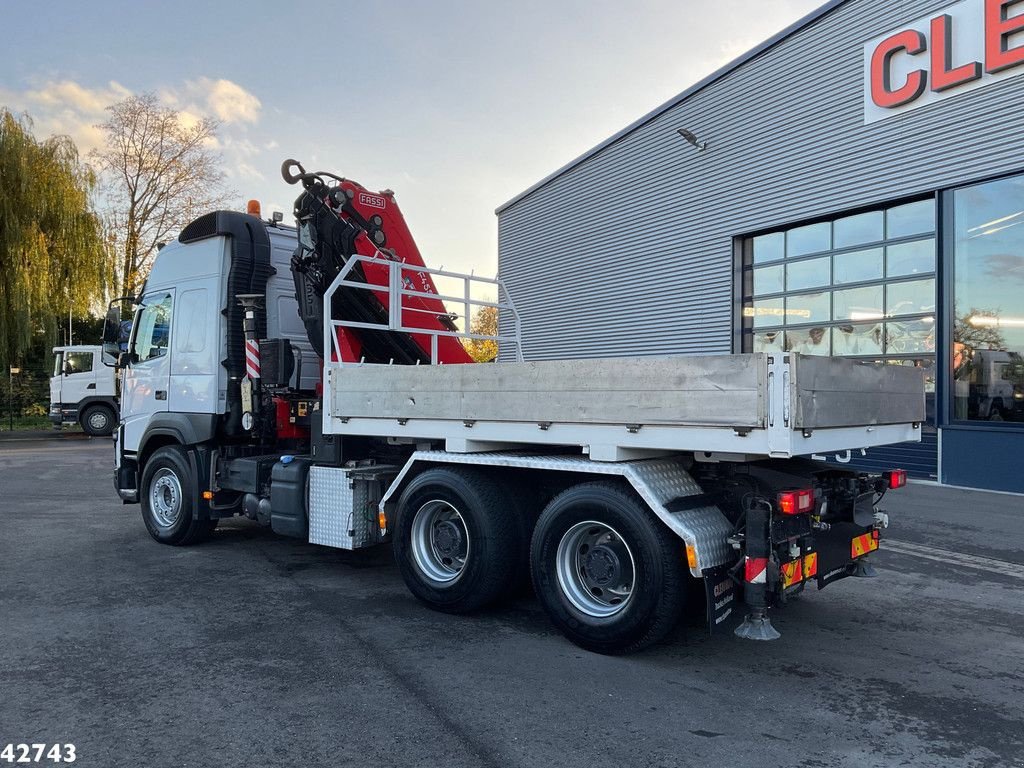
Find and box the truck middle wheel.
[393,466,525,613]
[530,481,687,655]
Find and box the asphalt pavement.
[1,437,1022,768]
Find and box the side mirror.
[117,351,133,369]
[103,297,135,367]
[102,342,120,366]
[102,304,121,346]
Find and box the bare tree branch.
[92,93,236,297]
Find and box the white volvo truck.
[50,345,118,436]
[104,162,923,653]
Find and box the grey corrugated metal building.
[497,0,1024,494]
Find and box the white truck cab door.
[49,350,65,412]
[52,349,99,420]
[121,291,174,453]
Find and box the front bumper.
[115,453,139,504]
[49,406,78,425]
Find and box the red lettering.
[871,30,929,108]
[931,14,983,91]
[986,0,1024,73]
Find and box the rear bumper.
[813,522,879,585]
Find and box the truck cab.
[113,211,318,504]
[50,345,118,436]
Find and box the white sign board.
[864,0,1024,123]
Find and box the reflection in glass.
[753,330,784,352]
[753,232,785,264]
[746,298,785,328]
[886,279,935,317]
[833,323,883,356]
[753,264,784,296]
[886,319,935,355]
[786,257,830,291]
[834,211,883,248]
[787,222,830,257]
[952,173,1024,422]
[887,239,935,276]
[785,292,830,324]
[787,327,830,356]
[834,247,883,284]
[887,359,936,393]
[887,200,935,239]
[833,285,883,321]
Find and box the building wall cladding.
[497,0,1023,362]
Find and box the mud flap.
[813,520,877,589]
[704,564,738,634]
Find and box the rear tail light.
[777,488,815,515]
[887,469,907,489]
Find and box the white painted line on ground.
[883,539,1024,581]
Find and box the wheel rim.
[410,499,470,584]
[88,411,109,431]
[556,520,636,618]
[150,468,183,528]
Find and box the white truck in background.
[973,349,1024,421]
[49,345,118,436]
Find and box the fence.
[2,361,52,430]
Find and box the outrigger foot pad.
[852,558,877,578]
[734,609,781,641]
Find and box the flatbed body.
[325,352,925,462]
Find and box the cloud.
[1,77,265,182]
[178,77,262,124]
[0,79,131,154]
[983,253,1024,283]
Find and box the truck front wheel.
[140,446,215,546]
[530,482,686,654]
[394,467,523,613]
[80,404,116,437]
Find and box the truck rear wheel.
[140,446,215,546]
[530,482,686,654]
[393,467,523,613]
[80,404,115,437]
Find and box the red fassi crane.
[282,159,474,366]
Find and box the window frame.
[738,195,938,368]
[942,171,1024,432]
[63,351,95,374]
[129,291,174,366]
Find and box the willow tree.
[0,110,108,367]
[92,93,233,298]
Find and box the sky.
[1,0,823,276]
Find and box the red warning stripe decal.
[744,557,768,584]
[852,532,879,559]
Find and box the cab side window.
[64,352,95,374]
[132,293,173,363]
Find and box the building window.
[951,173,1024,424]
[740,198,936,394]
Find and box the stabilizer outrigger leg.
[852,557,878,578]
[734,504,781,641]
[734,608,781,641]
